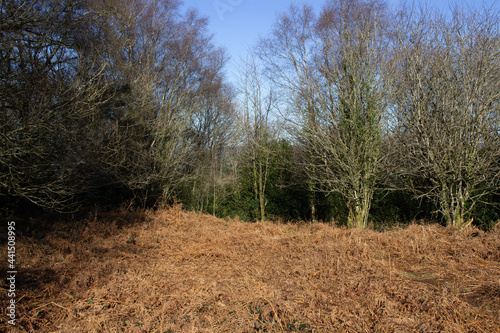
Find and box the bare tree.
[236,54,279,222]
[186,71,237,215]
[258,0,391,227]
[86,0,236,206]
[390,2,500,227]
[309,0,391,228]
[257,4,320,221]
[0,0,235,212]
[0,0,113,211]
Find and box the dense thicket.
[0,0,234,213]
[389,2,500,227]
[251,0,499,228]
[1,0,499,229]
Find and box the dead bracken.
[1,205,500,332]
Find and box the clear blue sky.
[181,0,325,83]
[181,0,499,85]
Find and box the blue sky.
[181,0,324,83]
[181,0,499,85]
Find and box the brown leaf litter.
[1,205,500,332]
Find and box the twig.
[32,301,71,312]
[17,293,28,302]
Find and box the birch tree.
[238,55,279,222]
[257,4,320,221]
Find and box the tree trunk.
[347,187,372,228]
[441,181,469,228]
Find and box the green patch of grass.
[287,320,309,331]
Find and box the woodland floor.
[1,205,500,332]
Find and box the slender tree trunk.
[252,156,259,220]
[259,157,266,222]
[309,181,316,222]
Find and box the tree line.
[1,0,499,229]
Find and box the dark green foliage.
[191,139,350,223]
[369,190,436,228]
[469,194,500,231]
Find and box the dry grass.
[2,205,500,332]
